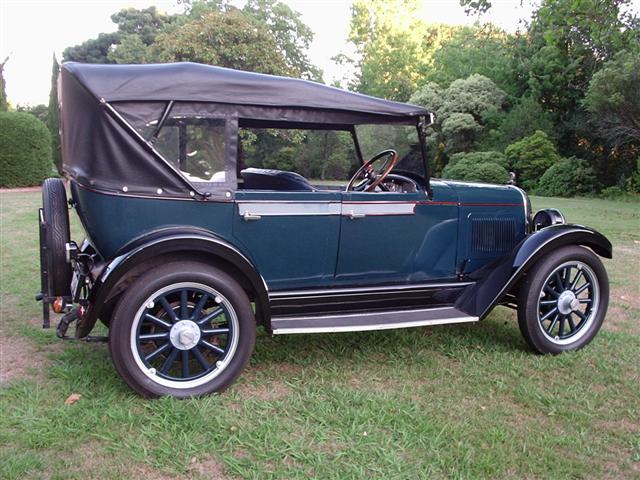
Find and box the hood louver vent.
[472,217,517,254]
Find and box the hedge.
[537,157,598,197]
[0,111,53,187]
[448,151,509,169]
[441,158,509,184]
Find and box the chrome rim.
[130,282,239,389]
[537,261,599,345]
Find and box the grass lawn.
[1,191,638,479]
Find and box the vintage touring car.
[37,62,611,397]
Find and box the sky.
[0,0,539,107]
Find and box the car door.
[232,189,342,290]
[336,182,459,285]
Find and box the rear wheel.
[41,178,72,296]
[517,246,608,354]
[109,261,256,397]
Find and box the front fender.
[455,224,612,320]
[76,228,269,338]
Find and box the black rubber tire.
[42,178,72,297]
[109,261,256,398]
[517,245,609,354]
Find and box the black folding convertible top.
[64,62,429,119]
[59,62,432,197]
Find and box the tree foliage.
[0,112,53,187]
[348,0,456,101]
[64,7,176,63]
[448,151,508,168]
[424,25,519,96]
[442,157,509,184]
[537,156,598,197]
[441,113,481,154]
[242,0,320,79]
[483,95,556,151]
[584,50,640,148]
[505,130,561,190]
[0,56,9,111]
[47,54,61,166]
[152,8,288,74]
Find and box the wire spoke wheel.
[517,246,608,355]
[536,260,600,346]
[130,282,240,389]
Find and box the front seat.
[240,168,316,191]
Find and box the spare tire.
[42,178,72,296]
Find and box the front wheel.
[109,261,256,397]
[517,245,609,354]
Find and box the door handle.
[242,211,262,221]
[349,210,366,220]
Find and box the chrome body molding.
[237,201,341,216]
[342,201,415,216]
[269,281,474,299]
[271,307,478,334]
[236,200,418,217]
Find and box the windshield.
[356,124,425,179]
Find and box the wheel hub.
[557,290,578,315]
[169,319,201,350]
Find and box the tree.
[439,74,506,122]
[523,0,639,147]
[152,8,288,74]
[64,7,177,63]
[505,130,562,190]
[442,157,509,184]
[459,0,492,17]
[0,112,53,187]
[347,0,455,101]
[17,104,48,123]
[424,25,520,96]
[63,32,121,63]
[584,50,640,148]
[47,54,61,166]
[242,0,320,79]
[483,95,556,151]
[0,56,9,111]
[448,151,508,168]
[410,75,506,160]
[441,113,481,154]
[537,157,598,197]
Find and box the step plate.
[271,307,478,335]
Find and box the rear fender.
[455,224,612,319]
[76,228,269,338]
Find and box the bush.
[537,157,598,197]
[505,130,561,191]
[441,112,481,153]
[448,151,508,169]
[0,111,53,187]
[442,158,509,184]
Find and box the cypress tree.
[0,56,9,111]
[47,53,61,165]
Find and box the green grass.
[1,191,638,479]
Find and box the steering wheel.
[346,149,399,192]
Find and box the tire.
[517,245,609,354]
[42,178,72,296]
[109,261,256,398]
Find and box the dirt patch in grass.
[233,377,291,400]
[0,335,51,384]
[605,305,640,335]
[0,186,41,194]
[57,442,184,480]
[188,456,232,480]
[234,380,291,400]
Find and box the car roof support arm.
[416,116,433,200]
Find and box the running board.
[271,307,478,335]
